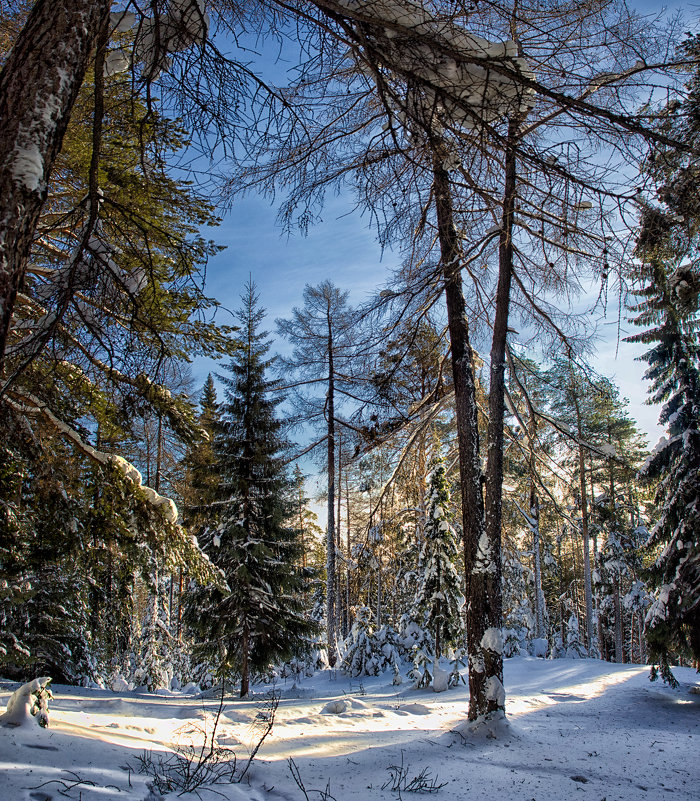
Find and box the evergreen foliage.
[627,255,700,682]
[185,283,316,696]
[412,457,464,659]
[340,606,381,677]
[626,37,700,681]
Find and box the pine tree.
[186,283,315,696]
[413,457,464,661]
[277,281,357,667]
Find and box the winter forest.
[1,1,699,800]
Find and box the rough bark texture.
[0,0,109,375]
[431,150,485,720]
[478,120,518,719]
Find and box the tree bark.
[431,147,485,720]
[478,118,519,718]
[0,0,109,375]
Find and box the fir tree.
[626,255,700,683]
[413,457,464,660]
[626,38,700,680]
[186,283,315,696]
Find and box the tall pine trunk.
[431,147,485,720]
[531,486,545,639]
[478,119,519,718]
[0,0,109,374]
[573,395,595,653]
[326,324,337,666]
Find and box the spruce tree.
[413,457,464,660]
[627,255,700,683]
[187,283,315,696]
[625,37,700,681]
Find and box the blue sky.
[194,185,664,450]
[190,1,682,450]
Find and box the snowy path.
[1,658,698,801]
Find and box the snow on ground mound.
[321,699,347,714]
[0,677,52,728]
[1,658,699,800]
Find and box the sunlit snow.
[2,658,698,800]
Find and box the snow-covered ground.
[2,657,698,801]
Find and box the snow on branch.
[319,0,536,128]
[106,1,210,79]
[3,390,177,523]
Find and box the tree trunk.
[345,467,351,638]
[531,486,545,639]
[337,432,346,637]
[240,626,250,697]
[431,147,485,720]
[479,118,519,718]
[0,0,109,375]
[326,323,337,666]
[376,548,382,628]
[573,396,595,654]
[614,582,624,663]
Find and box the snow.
[0,677,52,728]
[11,144,44,192]
[2,658,698,800]
[481,627,504,654]
[485,674,506,706]
[432,661,449,692]
[475,532,497,574]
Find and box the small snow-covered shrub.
[432,660,449,692]
[448,648,467,687]
[529,638,549,658]
[549,633,567,659]
[0,677,52,728]
[502,627,523,658]
[110,673,131,693]
[565,614,588,659]
[409,645,433,689]
[340,607,380,677]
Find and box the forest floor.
[1,657,698,801]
